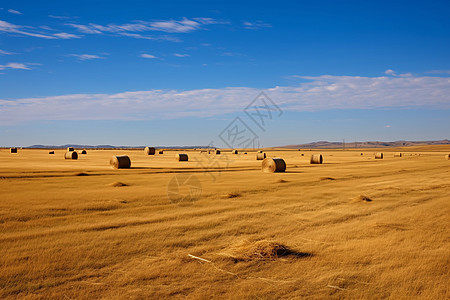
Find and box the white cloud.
[8,9,22,15]
[0,49,15,55]
[242,21,271,30]
[66,17,223,36]
[399,73,413,77]
[68,54,104,60]
[65,23,102,34]
[0,62,31,70]
[48,15,72,20]
[173,53,189,57]
[384,69,396,75]
[0,20,80,39]
[0,19,56,39]
[426,70,450,75]
[140,54,158,59]
[1,73,449,125]
[221,52,244,57]
[118,32,180,42]
[53,32,81,39]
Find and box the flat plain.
[0,147,449,299]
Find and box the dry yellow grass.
[0,147,449,299]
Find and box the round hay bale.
[360,153,363,155]
[144,147,156,155]
[232,150,238,154]
[394,152,402,157]
[64,151,78,160]
[80,150,87,154]
[446,154,450,160]
[49,151,54,154]
[110,155,131,169]
[159,150,164,154]
[10,148,17,153]
[215,149,221,155]
[67,147,74,152]
[262,157,286,173]
[176,153,189,161]
[257,150,263,153]
[310,154,323,164]
[244,152,247,154]
[375,153,384,159]
[301,153,304,156]
[256,152,266,160]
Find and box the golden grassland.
[0,147,449,299]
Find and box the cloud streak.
[7,9,22,15]
[66,17,226,37]
[242,21,271,30]
[0,62,31,70]
[0,49,15,55]
[68,54,104,60]
[1,74,449,125]
[173,53,189,57]
[0,19,81,39]
[140,54,158,59]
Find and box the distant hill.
[25,144,209,149]
[10,139,450,149]
[281,139,450,149]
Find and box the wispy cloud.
[68,54,104,61]
[1,73,449,125]
[48,15,73,20]
[173,53,189,57]
[7,9,22,15]
[140,53,158,59]
[0,62,31,70]
[65,23,102,34]
[0,49,15,55]
[384,69,396,75]
[0,19,55,39]
[53,32,81,39]
[118,32,180,42]
[426,70,450,75]
[66,17,225,37]
[0,20,81,39]
[221,52,244,57]
[242,21,271,30]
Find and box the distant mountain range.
[281,139,450,149]
[20,139,450,149]
[25,144,206,149]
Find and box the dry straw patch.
[222,192,242,198]
[320,177,335,181]
[109,182,129,187]
[218,240,309,261]
[354,194,373,202]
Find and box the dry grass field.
[0,147,449,299]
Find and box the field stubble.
[0,147,449,299]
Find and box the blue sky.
[0,0,449,147]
